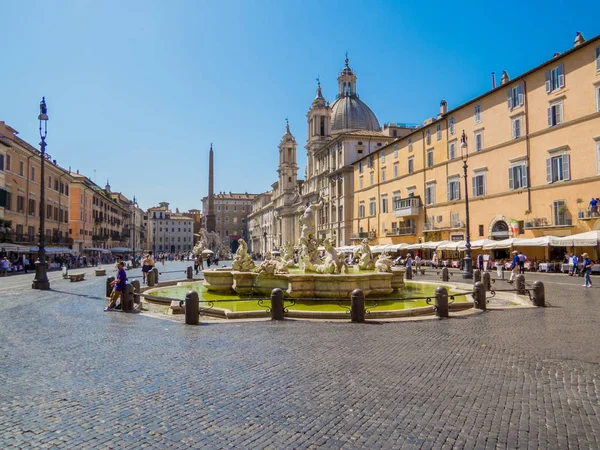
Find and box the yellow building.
[354,32,600,257]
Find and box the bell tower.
[278,120,298,194]
[306,78,331,181]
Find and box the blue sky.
[1,0,597,211]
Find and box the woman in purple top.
[105,262,127,311]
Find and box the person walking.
[0,256,9,276]
[193,255,199,275]
[414,253,421,275]
[509,250,520,282]
[582,253,593,288]
[106,262,127,311]
[142,252,154,284]
[477,253,484,271]
[570,253,580,276]
[518,251,527,274]
[199,254,204,271]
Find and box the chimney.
[76,169,79,174]
[439,100,447,116]
[500,71,509,85]
[574,32,585,47]
[553,52,561,58]
[491,72,496,89]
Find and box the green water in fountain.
[149,282,462,313]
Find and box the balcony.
[524,217,573,229]
[386,226,416,236]
[350,231,376,240]
[394,197,422,218]
[423,221,464,232]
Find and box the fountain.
[202,199,405,299]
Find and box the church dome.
[330,95,380,133]
[329,56,380,134]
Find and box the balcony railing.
[350,231,375,240]
[423,221,464,232]
[386,226,416,236]
[394,196,422,218]
[524,217,573,229]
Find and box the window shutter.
[507,89,513,109]
[508,168,514,190]
[596,46,600,71]
[518,84,524,106]
[545,70,551,93]
[562,154,570,181]
[472,177,476,196]
[558,64,565,88]
[523,165,528,188]
[447,183,451,201]
[556,103,563,124]
[547,107,553,127]
[546,158,552,183]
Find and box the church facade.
[248,57,415,251]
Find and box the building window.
[393,144,398,158]
[509,163,528,190]
[449,117,455,135]
[359,176,364,189]
[381,152,386,163]
[548,101,563,127]
[393,162,399,178]
[5,155,10,171]
[474,131,483,151]
[0,154,3,171]
[436,123,441,141]
[358,202,365,218]
[596,86,600,112]
[545,64,565,93]
[381,195,388,213]
[427,149,434,167]
[474,104,481,123]
[369,172,374,186]
[31,166,35,181]
[546,153,570,183]
[512,117,522,139]
[425,129,431,145]
[28,198,36,216]
[553,200,568,225]
[358,161,363,173]
[407,157,414,174]
[381,167,386,182]
[425,183,435,206]
[19,161,24,176]
[448,141,456,160]
[472,173,486,197]
[408,137,413,152]
[369,198,376,216]
[367,155,374,168]
[596,46,600,72]
[392,191,400,208]
[508,83,524,109]
[447,176,460,201]
[479,224,484,237]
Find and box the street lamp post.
[263,231,267,257]
[460,130,473,280]
[32,97,50,290]
[132,196,138,267]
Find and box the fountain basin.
[203,267,406,298]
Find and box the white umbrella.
[201,249,214,255]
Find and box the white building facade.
[146,202,194,254]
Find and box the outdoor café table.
[561,263,570,273]
[539,262,560,272]
[592,264,600,274]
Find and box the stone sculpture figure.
[355,238,375,270]
[298,197,323,239]
[375,253,394,273]
[282,241,296,268]
[316,238,348,274]
[232,238,255,272]
[254,251,290,275]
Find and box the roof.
[330,95,380,133]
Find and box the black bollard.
[106,276,115,298]
[122,284,135,312]
[441,266,449,282]
[532,281,545,307]
[435,286,449,318]
[185,291,199,325]
[515,274,526,295]
[270,288,284,321]
[473,281,486,311]
[473,269,481,284]
[131,280,141,305]
[482,271,491,291]
[405,266,413,280]
[152,268,159,283]
[351,289,365,323]
[186,266,193,280]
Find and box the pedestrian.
[142,252,154,284]
[193,255,199,275]
[0,256,9,276]
[106,262,127,311]
[581,253,593,288]
[570,253,580,276]
[432,251,438,269]
[405,253,413,269]
[509,250,520,282]
[518,251,527,274]
[207,256,211,268]
[23,256,30,274]
[414,253,421,275]
[199,254,204,270]
[477,253,484,271]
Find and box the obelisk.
[206,143,216,233]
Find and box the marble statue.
[282,241,296,268]
[254,251,289,275]
[355,238,375,270]
[316,238,348,274]
[232,238,255,272]
[375,253,394,273]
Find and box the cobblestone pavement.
[1,262,599,449]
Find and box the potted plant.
[576,198,585,219]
